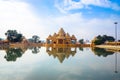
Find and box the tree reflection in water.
[79,47,83,51]
[31,47,40,54]
[4,48,25,61]
[2,46,41,62]
[92,47,114,57]
[28,46,41,54]
[1,46,117,62]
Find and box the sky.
[0,0,120,41]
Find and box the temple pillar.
[75,40,77,44]
[63,39,64,44]
[57,39,58,44]
[46,39,48,44]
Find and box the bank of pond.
[0,45,119,63]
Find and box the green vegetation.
[28,35,41,43]
[4,48,23,61]
[79,39,84,44]
[32,35,40,43]
[79,47,83,51]
[5,30,23,43]
[93,47,114,57]
[93,35,115,45]
[31,47,40,54]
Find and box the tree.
[79,47,83,51]
[93,48,114,57]
[92,35,115,45]
[4,48,24,61]
[79,39,84,44]
[94,35,105,45]
[32,35,40,43]
[5,30,23,43]
[28,35,41,43]
[32,47,40,54]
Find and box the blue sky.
[0,0,120,41]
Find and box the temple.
[46,28,77,46]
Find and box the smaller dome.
[47,35,52,39]
[66,33,70,38]
[71,35,76,40]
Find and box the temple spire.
[58,28,65,35]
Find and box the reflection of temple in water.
[46,47,76,63]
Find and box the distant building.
[46,28,77,45]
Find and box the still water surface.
[0,47,120,80]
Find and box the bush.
[93,35,115,45]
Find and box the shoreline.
[95,45,120,51]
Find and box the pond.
[0,47,120,80]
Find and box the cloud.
[55,0,120,13]
[55,0,84,13]
[0,0,120,41]
[42,13,120,40]
[0,0,45,39]
[80,0,120,10]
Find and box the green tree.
[79,39,84,44]
[79,47,83,51]
[32,47,40,54]
[4,48,24,61]
[5,30,23,43]
[93,35,115,45]
[93,48,114,57]
[32,35,40,43]
[103,35,115,42]
[94,35,105,45]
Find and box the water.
[0,47,120,80]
